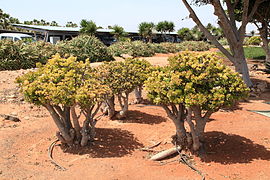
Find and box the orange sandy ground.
[1,52,270,180]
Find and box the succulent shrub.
[16,54,111,146]
[246,36,262,46]
[177,41,211,51]
[97,58,152,119]
[0,40,57,70]
[108,41,155,58]
[218,37,229,46]
[145,51,249,152]
[57,34,114,62]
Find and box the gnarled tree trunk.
[115,92,129,119]
[134,86,143,104]
[181,0,265,87]
[162,104,215,153]
[44,103,101,147]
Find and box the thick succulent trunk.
[134,86,143,104]
[100,96,116,119]
[185,108,200,151]
[45,104,75,145]
[80,117,92,147]
[162,104,215,153]
[45,103,101,147]
[162,104,189,148]
[71,106,82,141]
[115,92,129,119]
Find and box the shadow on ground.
[201,131,270,164]
[121,110,167,125]
[63,128,143,158]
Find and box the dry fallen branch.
[0,114,20,122]
[48,139,67,171]
[150,146,181,161]
[140,141,162,152]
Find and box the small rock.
[24,116,30,120]
[7,94,17,98]
[10,112,18,116]
[7,99,14,102]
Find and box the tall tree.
[50,21,59,26]
[250,1,270,65]
[191,25,205,41]
[156,21,167,41]
[80,19,99,35]
[181,0,266,87]
[156,21,175,41]
[177,27,194,41]
[166,21,175,34]
[0,9,20,30]
[109,25,127,41]
[138,22,155,43]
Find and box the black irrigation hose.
[48,139,67,171]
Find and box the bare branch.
[203,110,213,121]
[162,105,175,120]
[181,0,234,61]
[224,0,238,38]
[92,102,102,118]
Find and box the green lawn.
[243,46,266,60]
[217,46,266,60]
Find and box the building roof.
[12,24,113,33]
[13,24,178,35]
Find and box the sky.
[0,0,256,32]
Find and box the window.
[1,36,13,40]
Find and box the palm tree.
[0,9,20,30]
[191,25,205,41]
[138,22,155,43]
[177,27,194,41]
[156,21,166,41]
[50,21,59,26]
[80,19,99,35]
[166,21,175,34]
[66,21,78,27]
[109,25,126,41]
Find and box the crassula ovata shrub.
[145,51,249,152]
[97,58,152,119]
[16,54,111,146]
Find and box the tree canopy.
[138,22,155,43]
[80,19,99,35]
[109,25,127,41]
[181,0,266,87]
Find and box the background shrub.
[57,34,114,62]
[0,40,57,70]
[246,36,262,46]
[177,41,211,51]
[218,38,229,46]
[109,41,155,57]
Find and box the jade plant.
[97,58,152,119]
[145,51,249,152]
[16,54,111,146]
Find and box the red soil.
[1,53,270,180]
